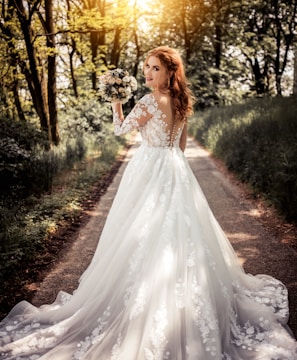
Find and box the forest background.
[0,0,297,316]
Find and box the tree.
[13,0,51,136]
[231,0,297,96]
[230,1,273,95]
[270,0,297,96]
[62,0,136,94]
[0,1,26,121]
[45,0,59,144]
[84,0,107,90]
[294,41,297,95]
[1,0,296,132]
[0,0,60,144]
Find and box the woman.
[0,46,296,359]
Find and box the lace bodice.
[113,94,184,148]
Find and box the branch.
[32,27,114,43]
[36,9,47,33]
[12,0,27,21]
[28,0,42,22]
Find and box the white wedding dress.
[0,94,296,360]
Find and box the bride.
[0,46,296,359]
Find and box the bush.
[0,96,127,313]
[188,96,297,222]
[0,115,49,201]
[0,96,114,202]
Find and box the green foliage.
[229,0,297,96]
[0,95,114,203]
[0,115,49,200]
[59,95,107,141]
[1,0,296,128]
[188,96,297,222]
[0,101,125,308]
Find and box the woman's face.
[144,56,168,90]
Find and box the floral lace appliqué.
[111,333,122,360]
[219,280,287,354]
[113,111,140,136]
[113,94,184,148]
[73,307,111,359]
[0,322,67,359]
[144,303,170,360]
[233,278,289,320]
[192,278,219,357]
[129,282,148,320]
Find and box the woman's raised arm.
[112,96,152,136]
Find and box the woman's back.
[135,94,185,149]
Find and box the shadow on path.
[186,137,297,337]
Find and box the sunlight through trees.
[0,0,296,144]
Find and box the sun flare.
[127,0,153,31]
[128,0,151,11]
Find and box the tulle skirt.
[0,144,296,359]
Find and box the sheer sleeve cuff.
[113,111,139,136]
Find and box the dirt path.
[32,135,297,337]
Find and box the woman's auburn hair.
[144,46,194,122]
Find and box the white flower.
[246,326,255,335]
[122,76,130,83]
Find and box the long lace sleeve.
[112,95,152,136]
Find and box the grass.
[188,96,297,222]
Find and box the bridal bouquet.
[98,68,137,104]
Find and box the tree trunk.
[12,68,26,122]
[180,0,191,61]
[250,58,268,95]
[293,42,297,95]
[110,26,122,67]
[90,28,107,90]
[214,24,222,70]
[45,0,59,145]
[274,23,282,96]
[213,22,222,89]
[65,0,78,98]
[275,73,282,96]
[271,0,296,96]
[0,2,26,121]
[91,31,99,90]
[69,44,79,98]
[14,0,50,139]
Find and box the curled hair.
[144,46,194,122]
